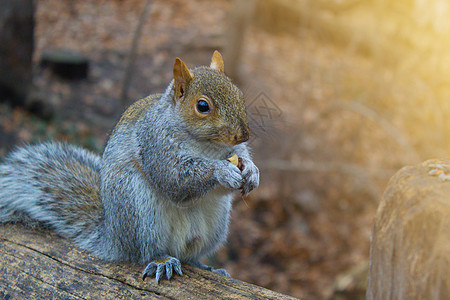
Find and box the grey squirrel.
[0,51,259,282]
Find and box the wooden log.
[0,224,298,299]
[366,159,450,300]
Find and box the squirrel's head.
[171,51,249,146]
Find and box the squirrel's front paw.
[214,161,244,190]
[142,256,182,283]
[240,158,260,195]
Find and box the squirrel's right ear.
[210,50,225,73]
[173,57,193,100]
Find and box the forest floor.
[1,1,449,299]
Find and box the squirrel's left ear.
[173,57,193,100]
[210,50,225,73]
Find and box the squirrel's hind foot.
[142,256,182,283]
[212,268,230,277]
[187,260,230,277]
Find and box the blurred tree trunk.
[120,0,152,107]
[224,0,255,82]
[0,0,34,104]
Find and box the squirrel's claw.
[155,263,165,282]
[142,256,182,283]
[165,263,173,280]
[142,262,156,281]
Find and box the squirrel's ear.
[210,50,225,73]
[173,57,193,100]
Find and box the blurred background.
[0,0,449,299]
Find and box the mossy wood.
[367,159,450,300]
[0,224,297,299]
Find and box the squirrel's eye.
[196,99,210,114]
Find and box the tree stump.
[367,159,450,300]
[0,224,298,299]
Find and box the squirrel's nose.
[233,130,249,145]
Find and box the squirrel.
[0,51,259,282]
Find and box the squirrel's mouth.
[209,136,245,147]
[223,130,249,146]
[209,127,249,146]
[233,131,250,145]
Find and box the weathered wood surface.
[0,224,297,299]
[367,159,450,300]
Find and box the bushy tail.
[0,142,104,247]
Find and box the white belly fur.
[161,188,232,261]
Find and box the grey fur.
[0,142,103,251]
[0,63,259,282]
